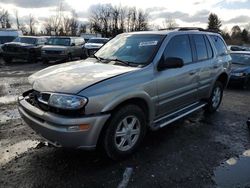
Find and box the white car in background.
[83,37,109,57]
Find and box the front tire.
[102,105,147,160]
[205,81,224,113]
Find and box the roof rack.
[159,27,219,33]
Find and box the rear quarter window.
[210,35,228,56]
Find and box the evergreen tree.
[241,29,249,43]
[207,13,222,32]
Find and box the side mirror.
[71,43,75,46]
[158,57,184,71]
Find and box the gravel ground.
[0,59,250,188]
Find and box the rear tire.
[205,81,223,113]
[102,104,147,160]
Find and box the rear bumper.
[18,96,110,149]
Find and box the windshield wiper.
[93,54,104,62]
[107,58,130,66]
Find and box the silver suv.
[18,28,231,160]
[41,37,85,63]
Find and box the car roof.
[122,29,221,36]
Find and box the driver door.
[156,34,199,118]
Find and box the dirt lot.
[0,59,250,188]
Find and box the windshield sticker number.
[139,41,158,47]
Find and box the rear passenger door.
[156,34,199,118]
[191,34,214,99]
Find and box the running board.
[153,102,207,129]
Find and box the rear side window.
[193,35,208,61]
[210,35,228,56]
[204,36,213,59]
[164,35,192,64]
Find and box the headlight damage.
[48,93,87,110]
[24,90,88,116]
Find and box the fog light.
[68,124,90,131]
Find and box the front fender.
[101,91,156,124]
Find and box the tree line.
[207,13,249,45]
[0,5,249,44]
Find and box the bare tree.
[89,4,149,37]
[0,8,11,28]
[163,17,178,29]
[28,14,36,35]
[14,9,20,29]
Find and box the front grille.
[23,90,85,117]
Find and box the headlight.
[60,50,67,54]
[48,94,88,110]
[231,72,246,77]
[41,50,46,54]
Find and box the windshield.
[13,37,37,44]
[87,38,108,44]
[0,36,16,44]
[95,34,165,65]
[231,53,250,65]
[47,38,70,46]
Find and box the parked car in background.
[80,33,102,42]
[229,51,250,89]
[228,45,246,51]
[19,28,231,160]
[84,37,109,57]
[0,29,23,56]
[41,37,85,63]
[1,36,47,63]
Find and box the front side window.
[193,34,208,61]
[95,34,165,65]
[163,35,192,64]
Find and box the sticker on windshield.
[139,41,158,47]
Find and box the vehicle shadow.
[1,111,229,187]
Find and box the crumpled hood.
[29,59,138,94]
[42,45,67,51]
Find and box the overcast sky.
[0,0,250,31]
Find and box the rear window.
[210,35,228,56]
